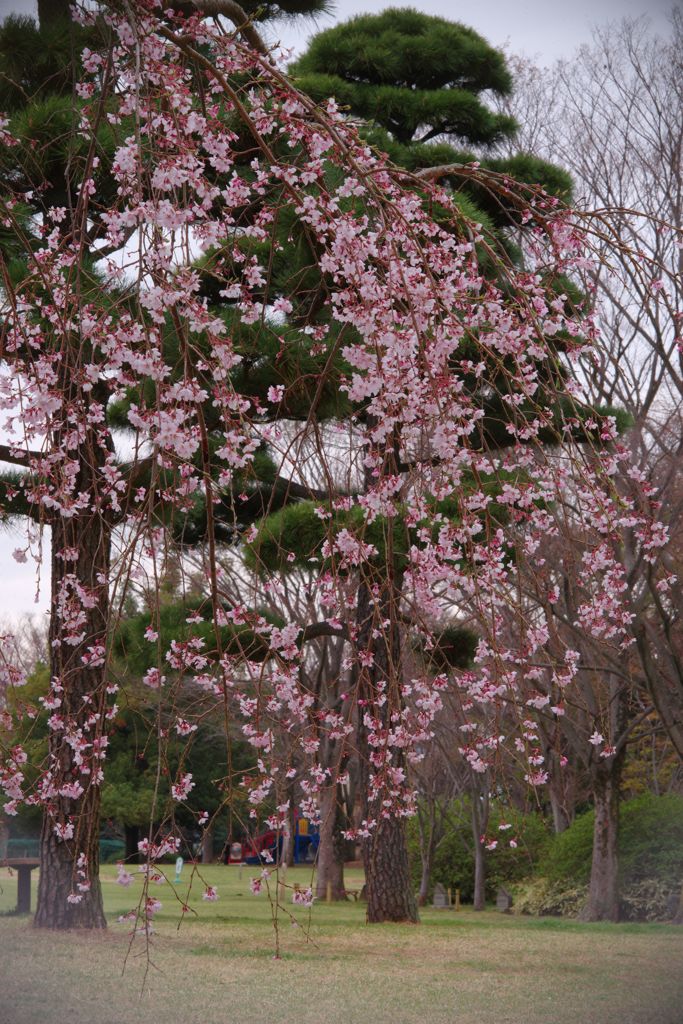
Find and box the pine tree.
[251,7,574,920]
[290,8,572,223]
[0,0,336,930]
[157,8,584,923]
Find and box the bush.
[407,800,550,903]
[524,793,683,921]
[513,877,587,917]
[541,807,594,885]
[619,793,683,883]
[541,792,683,890]
[619,878,681,922]
[514,876,681,922]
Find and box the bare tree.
[498,13,683,765]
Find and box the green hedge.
[540,792,683,888]
[5,837,125,863]
[515,793,683,920]
[513,875,681,922]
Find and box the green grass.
[1,863,682,1024]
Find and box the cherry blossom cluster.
[0,0,671,915]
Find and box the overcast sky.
[0,0,678,61]
[270,0,676,62]
[0,0,678,624]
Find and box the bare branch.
[0,443,38,469]
[165,1,268,54]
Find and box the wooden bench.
[1,858,40,913]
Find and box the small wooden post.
[17,865,32,914]
[447,887,452,906]
[455,888,461,911]
[326,881,332,904]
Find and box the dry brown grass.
[1,864,681,1024]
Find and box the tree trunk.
[352,428,418,924]
[582,669,627,924]
[201,822,214,864]
[549,789,572,834]
[542,742,575,834]
[0,813,8,861]
[582,762,622,922]
[418,850,434,907]
[472,838,486,911]
[363,814,417,923]
[356,565,418,923]
[34,504,111,929]
[284,801,296,868]
[636,628,683,764]
[673,882,683,925]
[125,824,140,863]
[417,803,437,907]
[470,779,489,912]
[315,782,347,901]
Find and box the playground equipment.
[233,815,319,865]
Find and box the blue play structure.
[293,818,319,863]
[241,817,319,865]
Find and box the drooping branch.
[274,476,345,502]
[120,453,342,507]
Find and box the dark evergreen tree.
[292,7,516,146]
[269,8,573,920]
[152,7,605,923]
[290,7,572,226]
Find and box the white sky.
[0,0,678,61]
[264,0,677,62]
[0,0,678,623]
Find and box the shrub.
[541,792,683,889]
[408,800,550,903]
[514,876,681,921]
[619,878,681,922]
[513,877,587,917]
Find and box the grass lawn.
[1,862,682,1024]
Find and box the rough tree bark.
[315,778,348,902]
[356,565,418,924]
[34,507,110,929]
[28,0,112,936]
[361,813,417,923]
[346,419,419,924]
[582,755,623,923]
